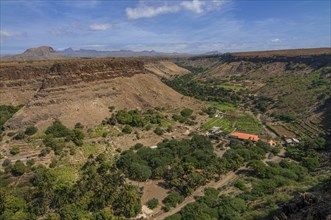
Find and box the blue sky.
[1,0,330,54]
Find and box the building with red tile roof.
[229,131,260,142]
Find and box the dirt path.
[154,170,240,219]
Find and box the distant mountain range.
[0,46,222,62]
[57,47,188,58]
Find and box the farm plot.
[202,113,262,134]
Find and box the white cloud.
[126,5,180,19]
[181,0,205,13]
[271,38,281,42]
[0,30,24,38]
[89,23,113,31]
[126,0,226,19]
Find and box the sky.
[0,0,330,55]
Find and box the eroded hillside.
[0,58,200,130]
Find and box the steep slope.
[0,46,64,61]
[145,60,190,78]
[0,58,200,130]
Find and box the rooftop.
[230,132,260,142]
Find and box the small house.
[268,140,277,146]
[285,137,300,146]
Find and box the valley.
[0,48,330,220]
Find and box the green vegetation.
[166,137,330,219]
[202,113,262,134]
[169,188,247,219]
[48,165,77,185]
[11,160,26,176]
[163,191,184,211]
[180,108,193,117]
[0,155,142,219]
[24,126,38,136]
[0,105,22,135]
[154,127,164,135]
[262,70,331,118]
[82,143,101,158]
[211,102,238,111]
[146,198,159,209]
[122,125,133,134]
[45,119,72,138]
[43,119,85,155]
[14,130,25,140]
[10,146,20,155]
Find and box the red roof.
[230,132,260,142]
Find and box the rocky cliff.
[0,58,199,130]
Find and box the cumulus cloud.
[126,0,226,19]
[271,38,281,42]
[89,23,113,31]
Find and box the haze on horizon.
[0,0,330,55]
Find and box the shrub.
[108,106,115,112]
[278,113,296,122]
[45,119,71,138]
[25,126,38,136]
[116,110,133,125]
[49,158,58,168]
[11,160,26,176]
[10,146,20,155]
[146,198,159,209]
[74,122,84,129]
[122,125,133,134]
[27,159,35,167]
[180,108,193,118]
[144,124,152,131]
[163,191,184,208]
[234,179,249,192]
[2,159,11,168]
[133,143,144,150]
[154,127,164,136]
[172,114,181,121]
[14,131,25,140]
[166,126,173,132]
[271,147,281,155]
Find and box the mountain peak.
[1,46,63,61]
